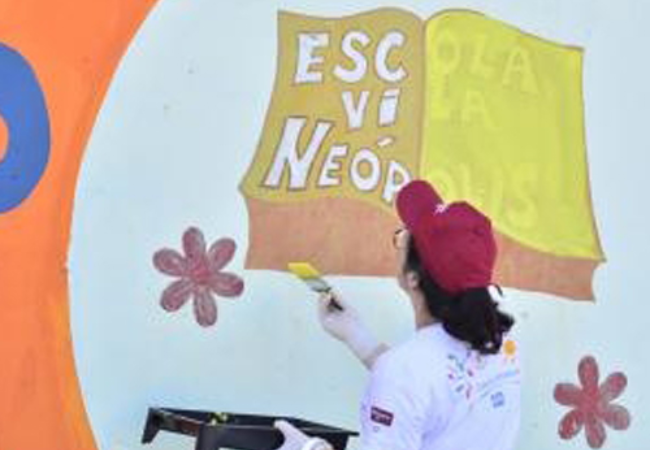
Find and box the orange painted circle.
[0,115,7,163]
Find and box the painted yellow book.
[240,8,604,300]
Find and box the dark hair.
[404,237,514,354]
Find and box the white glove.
[318,292,387,369]
[274,420,332,450]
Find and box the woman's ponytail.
[405,237,514,354]
[438,288,513,354]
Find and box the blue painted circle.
[0,43,51,213]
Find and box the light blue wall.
[69,1,648,449]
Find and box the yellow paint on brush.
[287,262,322,280]
[287,261,335,298]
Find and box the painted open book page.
[422,10,604,298]
[240,9,423,277]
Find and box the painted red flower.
[153,227,244,327]
[554,355,631,448]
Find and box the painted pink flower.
[554,355,631,448]
[153,227,244,327]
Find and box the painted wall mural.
[0,1,158,449]
[0,1,645,450]
[240,9,604,300]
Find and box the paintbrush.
[287,262,344,311]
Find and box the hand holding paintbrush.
[287,262,387,369]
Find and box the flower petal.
[209,272,244,297]
[554,383,583,407]
[160,279,194,312]
[208,238,236,271]
[579,356,600,393]
[193,288,217,327]
[559,409,584,440]
[599,404,631,431]
[183,227,207,261]
[153,249,187,276]
[600,372,627,403]
[585,413,606,449]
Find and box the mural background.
[63,0,646,449]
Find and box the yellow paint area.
[422,11,603,260]
[288,261,323,279]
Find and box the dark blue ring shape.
[0,43,51,213]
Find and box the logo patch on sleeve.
[370,406,394,427]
